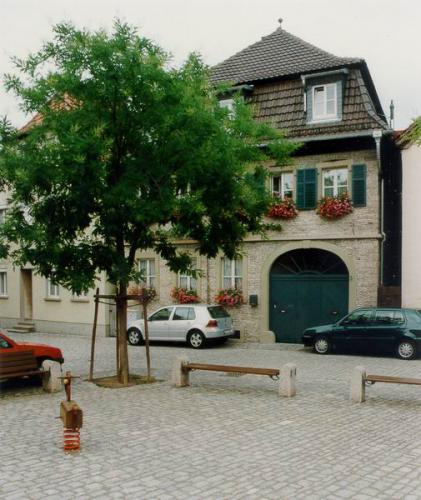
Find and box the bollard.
[279,363,297,397]
[172,357,190,387]
[350,366,366,403]
[42,360,63,393]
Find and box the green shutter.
[352,164,367,207]
[296,168,317,209]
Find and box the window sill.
[0,295,8,299]
[71,298,90,303]
[307,117,341,126]
[45,297,61,302]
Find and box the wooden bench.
[0,350,45,381]
[172,358,297,397]
[351,366,421,402]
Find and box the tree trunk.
[142,302,152,381]
[116,284,129,385]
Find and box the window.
[222,258,242,289]
[173,307,196,321]
[178,259,197,291]
[0,336,11,348]
[46,278,59,298]
[149,307,173,321]
[72,290,89,300]
[0,272,7,296]
[312,83,338,121]
[374,310,405,325]
[323,168,348,197]
[139,259,156,288]
[219,98,235,116]
[343,310,373,325]
[0,209,6,225]
[272,173,294,199]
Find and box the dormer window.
[219,98,235,118]
[312,83,338,122]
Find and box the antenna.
[389,100,395,129]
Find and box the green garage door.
[269,249,349,343]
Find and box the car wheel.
[187,330,206,349]
[127,328,143,346]
[314,336,331,355]
[396,340,416,360]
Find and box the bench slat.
[0,350,41,379]
[184,362,279,377]
[367,374,421,386]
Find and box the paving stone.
[3,332,421,498]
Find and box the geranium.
[317,192,353,219]
[267,195,298,219]
[128,285,157,304]
[171,287,201,304]
[215,288,244,307]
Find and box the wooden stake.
[143,302,152,381]
[89,288,100,381]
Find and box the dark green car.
[302,308,421,360]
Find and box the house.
[0,21,401,342]
[398,122,421,309]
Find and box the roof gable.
[211,24,362,85]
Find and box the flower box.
[317,193,353,219]
[171,287,201,304]
[215,288,244,307]
[267,196,298,219]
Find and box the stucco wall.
[402,143,421,308]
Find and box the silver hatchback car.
[127,304,234,348]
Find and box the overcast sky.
[1,0,420,129]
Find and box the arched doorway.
[269,248,349,343]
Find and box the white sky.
[1,0,420,129]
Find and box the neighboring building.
[399,124,421,309]
[0,22,401,342]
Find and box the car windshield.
[208,306,230,319]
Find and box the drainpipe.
[372,130,385,294]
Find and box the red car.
[0,331,64,367]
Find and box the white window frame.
[311,83,338,122]
[138,258,156,288]
[219,98,235,119]
[0,271,7,297]
[72,290,89,302]
[271,172,294,199]
[322,168,349,197]
[46,278,60,299]
[178,259,197,291]
[222,258,242,290]
[0,207,7,225]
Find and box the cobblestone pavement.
[2,332,421,499]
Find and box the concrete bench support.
[279,363,297,397]
[42,360,63,393]
[350,365,366,403]
[172,357,190,387]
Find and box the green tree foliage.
[0,21,297,383]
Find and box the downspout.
[373,130,385,294]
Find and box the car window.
[188,308,196,320]
[374,310,404,325]
[0,336,11,348]
[173,307,191,321]
[342,310,372,325]
[208,306,230,319]
[149,308,173,321]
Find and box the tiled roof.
[248,68,388,137]
[211,25,362,85]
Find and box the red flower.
[171,287,201,304]
[215,288,244,307]
[267,196,298,219]
[317,193,353,219]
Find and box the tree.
[0,21,297,384]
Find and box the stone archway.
[259,241,355,343]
